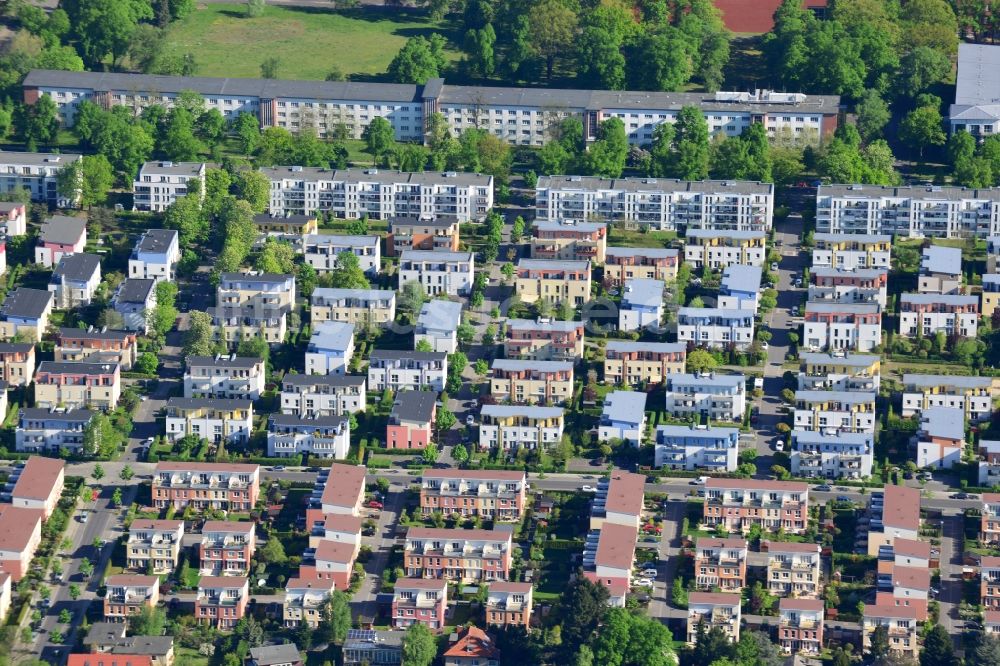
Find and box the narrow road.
[937,513,963,642]
[351,482,404,621]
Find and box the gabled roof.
[39,215,86,244]
[11,455,64,501]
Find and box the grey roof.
[343,630,405,650]
[138,160,205,176]
[115,278,156,304]
[621,278,664,308]
[262,166,492,187]
[309,321,355,352]
[791,429,873,446]
[39,215,86,244]
[677,306,755,319]
[399,249,473,262]
[390,390,437,423]
[605,340,686,353]
[517,258,590,271]
[606,246,679,259]
[667,373,745,389]
[254,213,316,226]
[0,151,81,167]
[20,407,92,422]
[269,413,348,429]
[248,644,303,666]
[656,424,739,440]
[979,439,1000,454]
[0,288,52,319]
[186,355,263,369]
[533,219,606,233]
[417,299,463,331]
[52,252,100,283]
[108,636,174,656]
[481,404,563,419]
[984,274,1000,286]
[0,202,25,213]
[902,374,992,389]
[921,245,962,276]
[956,43,1000,106]
[57,327,132,342]
[369,349,446,362]
[818,183,1000,203]
[312,288,394,302]
[282,373,365,388]
[538,175,774,196]
[920,407,966,441]
[37,360,118,375]
[166,397,253,410]
[685,229,767,241]
[220,271,295,284]
[303,234,379,247]
[794,389,875,404]
[135,228,178,253]
[799,352,879,367]
[721,265,762,293]
[814,233,891,244]
[86,621,126,646]
[805,301,880,314]
[601,390,647,426]
[811,267,887,279]
[900,293,978,306]
[506,319,583,332]
[0,342,33,353]
[390,216,459,228]
[491,359,573,372]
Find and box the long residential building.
[868,485,921,556]
[684,229,768,269]
[478,405,564,451]
[530,220,607,263]
[703,479,810,534]
[899,293,979,339]
[603,340,686,386]
[303,235,380,275]
[797,352,881,392]
[152,462,260,512]
[802,302,881,352]
[604,247,679,285]
[504,319,585,360]
[0,151,81,207]
[901,374,995,421]
[790,429,874,479]
[280,374,367,417]
[9,456,64,519]
[663,372,746,422]
[654,424,739,471]
[404,528,513,582]
[812,233,892,270]
[267,414,350,459]
[164,398,253,444]
[489,359,574,404]
[310,288,396,326]
[184,355,266,401]
[792,390,876,433]
[15,408,92,454]
[420,470,527,521]
[808,267,888,307]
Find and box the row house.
[676,307,755,351]
[303,235,380,275]
[386,217,461,256]
[504,319,585,361]
[603,247,680,285]
[914,407,965,470]
[899,293,979,338]
[862,605,919,658]
[35,215,87,268]
[34,361,120,411]
[283,577,337,628]
[104,575,159,620]
[687,593,741,644]
[693,537,747,591]
[404,528,513,582]
[812,233,891,271]
[816,183,1000,239]
[582,522,638,608]
[9,455,65,519]
[199,521,256,576]
[790,429,874,479]
[0,151,80,207]
[419,470,527,521]
[901,374,994,421]
[802,302,881,352]
[127,520,184,574]
[683,229,767,269]
[919,246,963,295]
[308,534,360,588]
[798,352,880,392]
[703,479,810,534]
[589,472,645,531]
[654,424,739,472]
[315,463,367,517]
[983,494,1000,546]
[664,372,746,423]
[152,462,260,512]
[0,202,25,237]
[112,278,157,334]
[808,267,888,307]
[415,299,462,354]
[280,373,367,417]
[778,598,824,655]
[132,161,206,212]
[718,264,762,312]
[891,538,932,569]
[196,576,249,630]
[0,505,43,581]
[618,278,664,331]
[15,407,92,454]
[535,176,774,231]
[530,220,607,263]
[367,349,447,392]
[129,229,181,282]
[0,288,53,341]
[392,578,447,630]
[982,557,1000,610]
[184,355,266,401]
[486,582,533,630]
[398,250,474,297]
[598,390,648,447]
[982,273,1000,320]
[307,513,363,553]
[489,359,574,405]
[766,541,822,598]
[56,328,137,371]
[989,611,1000,637]
[310,288,396,326]
[0,343,34,386]
[868,485,920,556]
[268,414,350,459]
[165,398,253,445]
[252,213,318,247]
[603,340,686,386]
[792,390,876,433]
[979,441,1000,487]
[876,562,931,620]
[386,391,436,450]
[478,405,564,450]
[514,259,591,306]
[305,321,355,375]
[49,253,101,308]
[212,272,296,345]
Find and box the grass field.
[164,4,460,81]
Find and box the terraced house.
[0,343,35,386]
[797,352,881,392]
[310,288,396,326]
[196,576,249,630]
[279,374,367,417]
[983,494,1000,546]
[530,219,607,263]
[862,605,919,658]
[663,373,747,422]
[478,405,564,451]
[703,479,810,534]
[898,293,979,339]
[183,355,266,401]
[33,361,120,411]
[103,575,160,620]
[404,528,513,582]
[654,424,740,472]
[152,462,260,512]
[393,578,448,630]
[603,246,680,285]
[812,233,892,270]
[164,398,253,444]
[765,541,822,598]
[603,340,686,386]
[55,328,137,371]
[302,235,380,274]
[514,259,591,305]
[778,599,825,655]
[211,272,296,345]
[792,390,876,433]
[489,359,574,405]
[808,267,888,307]
[901,374,995,421]
[802,302,881,352]
[127,520,184,574]
[419,470,527,521]
[386,217,461,256]
[199,521,256,576]
[676,307,755,350]
[683,229,768,269]
[367,349,447,392]
[504,319,585,361]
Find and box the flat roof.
[304,234,379,247]
[780,598,824,611]
[262,166,492,187]
[800,352,879,367]
[393,577,448,591]
[685,228,767,240]
[186,355,263,370]
[811,266,887,279]
[621,278,664,308]
[894,538,931,559]
[37,360,119,375]
[689,591,742,606]
[166,397,252,411]
[220,271,295,284]
[139,160,205,176]
[399,249,473,262]
[154,462,258,473]
[794,389,874,404]
[517,258,590,271]
[309,321,355,352]
[538,175,774,195]
[417,299,463,330]
[105,574,159,587]
[20,407,92,422]
[247,645,302,666]
[814,233,891,244]
[198,575,248,589]
[506,318,583,332]
[606,246,679,259]
[11,455,64,501]
[312,288,394,301]
[819,183,1000,203]
[791,429,873,447]
[706,478,808,492]
[668,372,745,389]
[903,374,991,389]
[369,349,446,362]
[696,537,747,549]
[900,293,978,306]
[406,527,511,542]
[0,150,81,166]
[601,391,647,426]
[656,424,740,440]
[533,219,605,233]
[956,43,1000,106]
[315,539,358,564]
[129,519,184,531]
[422,469,526,482]
[201,521,254,534]
[58,327,133,343]
[920,407,966,441]
[605,340,686,353]
[281,373,365,389]
[763,540,820,553]
[490,359,573,372]
[805,301,880,313]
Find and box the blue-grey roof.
[506,319,582,332]
[685,229,767,241]
[533,220,605,233]
[20,407,92,423]
[791,429,873,447]
[956,43,1000,106]
[517,258,590,271]
[621,279,664,308]
[810,267,887,279]
[902,374,992,389]
[921,245,962,276]
[606,340,686,353]
[601,391,647,426]
[481,405,563,419]
[53,252,100,283]
[309,321,355,352]
[311,288,394,302]
[390,390,437,423]
[721,265,762,293]
[166,397,252,410]
[138,160,205,177]
[667,373,745,389]
[900,293,978,306]
[655,424,739,440]
[799,352,880,367]
[984,274,1000,286]
[39,215,86,244]
[135,228,178,253]
[814,233,891,244]
[304,234,379,247]
[677,307,755,319]
[417,299,463,331]
[794,389,875,404]
[920,406,966,441]
[805,302,880,313]
[248,644,303,666]
[491,359,573,372]
[399,249,473,262]
[115,278,156,304]
[1,288,53,319]
[606,247,679,259]
[538,175,775,196]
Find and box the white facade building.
[132,161,206,212]
[478,405,564,451]
[676,307,755,351]
[684,230,768,269]
[664,373,747,422]
[812,233,892,270]
[398,250,474,296]
[793,390,877,433]
[0,151,81,207]
[654,424,739,471]
[302,235,380,275]
[790,429,874,479]
[367,350,447,392]
[184,355,266,400]
[618,279,664,331]
[802,302,882,352]
[15,408,92,453]
[899,293,979,338]
[304,322,356,376]
[280,374,367,417]
[129,229,181,282]
[901,374,994,421]
[414,299,463,354]
[267,414,350,459]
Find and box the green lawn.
[164,5,460,81]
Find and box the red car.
[365,500,383,510]
[642,524,662,535]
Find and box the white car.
[770,262,779,272]
[466,415,475,426]
[775,441,785,452]
[581,485,596,493]
[696,476,710,484]
[633,578,654,587]
[641,568,658,578]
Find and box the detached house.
[127,520,184,574]
[654,424,739,472]
[604,247,679,285]
[792,390,876,433]
[687,593,741,644]
[0,202,26,236]
[676,307,755,351]
[808,267,888,307]
[48,252,101,308]
[664,373,747,422]
[212,272,296,345]
[129,229,180,282]
[392,578,447,630]
[184,355,266,400]
[598,391,647,447]
[0,288,53,341]
[35,215,86,267]
[443,626,501,666]
[387,391,437,450]
[684,229,767,269]
[919,246,963,294]
[514,259,591,306]
[582,522,639,607]
[303,235,380,274]
[983,495,1000,546]
[0,505,43,581]
[790,429,874,479]
[603,340,686,386]
[862,605,919,658]
[914,407,965,469]
[867,485,920,556]
[812,233,891,271]
[305,322,355,375]
[267,414,350,459]
[253,213,317,246]
[104,575,160,620]
[283,577,337,628]
[34,361,120,410]
[0,343,35,386]
[478,405,564,451]
[133,160,206,212]
[0,152,81,207]
[112,278,157,333]
[798,352,881,392]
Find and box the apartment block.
[808,267,888,307]
[56,328,137,371]
[664,373,746,422]
[0,505,42,581]
[684,229,767,269]
[514,259,591,306]
[129,229,181,282]
[267,413,350,459]
[196,576,249,630]
[478,405,563,450]
[367,349,447,392]
[48,252,101,308]
[983,494,1000,545]
[862,605,919,657]
[305,321,355,375]
[766,541,822,598]
[0,288,52,342]
[687,593,741,644]
[132,161,206,212]
[598,391,648,447]
[979,441,1000,487]
[603,340,686,386]
[104,575,159,620]
[404,528,513,582]
[0,151,80,206]
[15,407,92,454]
[0,343,35,386]
[982,557,1000,610]
[419,470,527,521]
[127,520,184,574]
[112,278,157,333]
[303,235,380,274]
[604,247,680,285]
[386,217,461,256]
[589,472,645,531]
[867,485,920,556]
[35,215,87,267]
[486,582,533,630]
[392,578,447,630]
[212,272,296,345]
[387,391,436,450]
[280,374,367,417]
[802,302,881,352]
[618,278,664,331]
[253,213,318,246]
[792,390,876,433]
[703,479,810,534]
[9,455,64,519]
[982,274,1000,320]
[790,429,874,479]
[199,521,256,576]
[34,361,120,411]
[778,598,824,655]
[504,319,585,361]
[415,299,462,354]
[530,220,607,263]
[797,352,880,392]
[283,577,337,628]
[901,374,994,421]
[489,359,573,405]
[676,307,755,351]
[184,355,266,400]
[899,293,979,338]
[0,202,25,237]
[718,264,762,312]
[693,537,748,591]
[914,407,965,470]
[152,462,260,512]
[398,250,474,296]
[310,288,396,326]
[812,233,892,270]
[582,522,638,608]
[165,398,253,445]
[919,246,963,294]
[654,424,739,471]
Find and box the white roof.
[956,43,1000,106]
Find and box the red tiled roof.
[105,575,158,588]
[893,538,931,559]
[604,472,645,517]
[488,582,532,594]
[763,541,820,554]
[883,485,920,531]
[394,577,448,592]
[198,576,248,590]
[985,610,1000,623]
[315,539,357,564]
[321,513,364,534]
[68,655,153,666]
[595,524,638,571]
[201,520,254,534]
[444,626,500,659]
[892,566,930,590]
[689,592,742,606]
[864,603,919,619]
[984,493,1000,502]
[0,505,42,552]
[697,537,748,549]
[320,463,366,509]
[285,577,336,592]
[981,556,1000,568]
[11,456,64,501]
[780,598,824,612]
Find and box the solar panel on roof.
[346,629,376,641]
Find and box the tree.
[900,104,946,158]
[452,442,469,464]
[14,96,59,150]
[260,56,279,79]
[246,0,266,18]
[196,108,226,150]
[920,624,956,666]
[131,606,167,636]
[436,405,456,432]
[255,239,296,275]
[50,629,63,644]
[66,0,153,67]
[183,310,215,358]
[583,117,628,178]
[259,535,287,564]
[422,443,439,464]
[402,623,436,666]
[92,463,105,480]
[160,107,203,162]
[968,634,1000,666]
[736,631,782,666]
[321,590,352,644]
[630,30,695,92]
[896,47,951,99]
[79,558,94,578]
[691,623,735,666]
[672,107,711,180]
[329,250,371,290]
[388,35,447,84]
[686,349,719,373]
[362,117,396,166]
[398,281,428,320]
[112,487,123,506]
[234,112,260,154]
[527,0,579,79]
[856,89,891,141]
[559,576,609,647]
[577,27,625,90]
[62,155,114,208]
[869,624,891,663]
[68,583,80,600]
[593,607,676,666]
[120,465,134,481]
[234,616,265,648]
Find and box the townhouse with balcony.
[103,575,159,620]
[35,215,86,267]
[875,560,931,621]
[0,202,25,237]
[184,355,266,400]
[199,521,255,576]
[603,340,686,386]
[983,494,1000,545]
[252,213,318,247]
[132,161,206,212]
[48,253,101,309]
[315,463,367,517]
[305,322,355,375]
[919,246,963,294]
[978,441,1000,487]
[535,176,774,231]
[812,233,892,270]
[581,522,639,607]
[985,237,1000,273]
[0,505,42,581]
[901,374,994,421]
[310,288,396,326]
[387,391,436,450]
[797,352,880,392]
[112,278,156,333]
[415,299,462,354]
[792,390,876,433]
[718,264,762,312]
[867,485,921,556]
[982,274,1000,320]
[598,391,647,447]
[367,349,447,392]
[862,605,919,657]
[618,279,664,331]
[530,220,607,263]
[283,577,337,629]
[280,374,367,417]
[808,267,888,307]
[392,578,447,630]
[268,414,350,459]
[766,541,822,598]
[790,429,874,479]
[83,632,174,666]
[899,293,979,338]
[683,229,767,269]
[308,535,361,588]
[306,512,363,554]
[56,328,137,371]
[982,557,1000,611]
[654,424,739,472]
[398,250,474,296]
[687,593,742,644]
[676,307,755,351]
[127,520,184,574]
[34,361,120,411]
[514,259,591,306]
[604,247,680,285]
[404,528,513,582]
[693,537,747,591]
[444,626,501,666]
[914,407,966,469]
[589,472,645,531]
[165,398,253,445]
[152,462,260,512]
[802,302,882,352]
[0,151,79,206]
[196,576,249,630]
[0,343,34,387]
[778,598,824,655]
[504,319,585,361]
[212,272,296,345]
[664,373,746,422]
[0,288,53,341]
[816,184,1000,239]
[9,455,64,519]
[420,470,527,521]
[703,479,810,534]
[386,217,461,256]
[478,405,563,451]
[15,407,92,454]
[303,235,380,275]
[489,359,573,405]
[128,229,181,282]
[486,582,533,630]
[988,611,1000,637]
[890,538,932,569]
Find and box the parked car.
[642,524,662,535]
[641,568,658,578]
[466,415,475,426]
[950,493,971,500]
[581,485,596,493]
[770,262,779,272]
[815,484,832,492]
[695,476,710,484]
[271,465,286,471]
[634,578,654,587]
[365,500,384,510]
[836,496,852,503]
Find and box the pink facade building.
[392,578,448,630]
[386,390,436,450]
